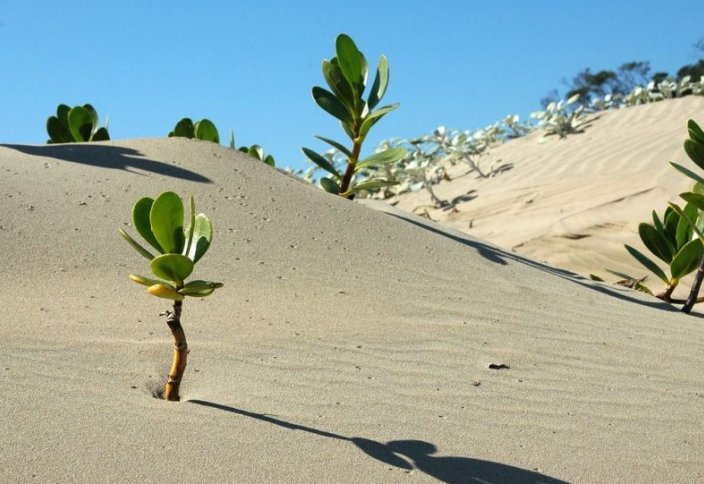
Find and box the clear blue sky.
[1,1,702,171]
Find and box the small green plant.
[47,103,110,143]
[119,191,223,401]
[169,118,220,143]
[302,33,406,198]
[228,132,276,166]
[668,119,704,312]
[530,94,587,138]
[623,204,703,302]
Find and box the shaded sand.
[391,96,704,298]
[1,137,703,482]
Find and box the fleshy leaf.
[320,177,340,194]
[312,87,353,125]
[119,228,155,260]
[179,280,223,297]
[133,197,162,253]
[150,254,194,284]
[670,162,704,185]
[322,60,355,112]
[684,139,704,170]
[186,214,212,264]
[675,203,696,249]
[194,119,220,143]
[359,103,399,139]
[150,191,185,254]
[315,135,353,158]
[688,119,704,145]
[670,238,704,280]
[129,274,174,289]
[302,147,341,178]
[335,34,367,95]
[342,179,398,196]
[147,284,184,301]
[67,106,93,142]
[183,195,196,259]
[356,146,407,171]
[46,116,72,143]
[624,244,669,284]
[680,192,704,211]
[368,55,389,110]
[638,223,673,263]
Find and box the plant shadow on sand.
[189,399,567,483]
[3,143,211,183]
[383,210,694,315]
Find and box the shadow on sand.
[383,209,688,315]
[3,143,211,183]
[189,399,567,483]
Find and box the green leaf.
[671,162,704,185]
[179,280,224,297]
[263,154,275,167]
[342,179,398,196]
[183,195,196,259]
[624,244,669,284]
[67,106,93,142]
[56,104,70,126]
[133,197,163,253]
[119,228,155,260]
[150,254,194,285]
[684,139,704,170]
[46,116,72,143]
[194,119,220,143]
[639,223,673,263]
[186,213,212,264]
[359,103,399,139]
[322,60,355,112]
[315,136,353,158]
[335,34,367,95]
[668,202,704,240]
[91,127,110,141]
[670,238,704,280]
[312,87,353,125]
[688,119,704,145]
[171,118,195,138]
[652,210,665,237]
[247,145,264,160]
[367,55,389,110]
[150,191,185,254]
[680,192,704,211]
[320,177,340,194]
[302,147,341,178]
[675,202,696,249]
[129,273,173,288]
[356,146,407,171]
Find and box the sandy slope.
[392,96,704,298]
[1,137,703,482]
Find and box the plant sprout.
[302,33,407,198]
[119,191,223,401]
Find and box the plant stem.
[340,137,363,198]
[164,300,188,401]
[656,283,677,303]
[682,261,704,313]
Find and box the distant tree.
[540,88,560,108]
[615,61,651,92]
[651,71,670,84]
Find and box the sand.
[1,100,703,482]
[391,95,704,298]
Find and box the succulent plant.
[530,94,586,138]
[227,131,276,166]
[302,33,406,198]
[46,103,110,143]
[624,204,703,302]
[119,191,223,401]
[169,118,220,143]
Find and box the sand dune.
[1,134,703,482]
[392,96,704,297]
